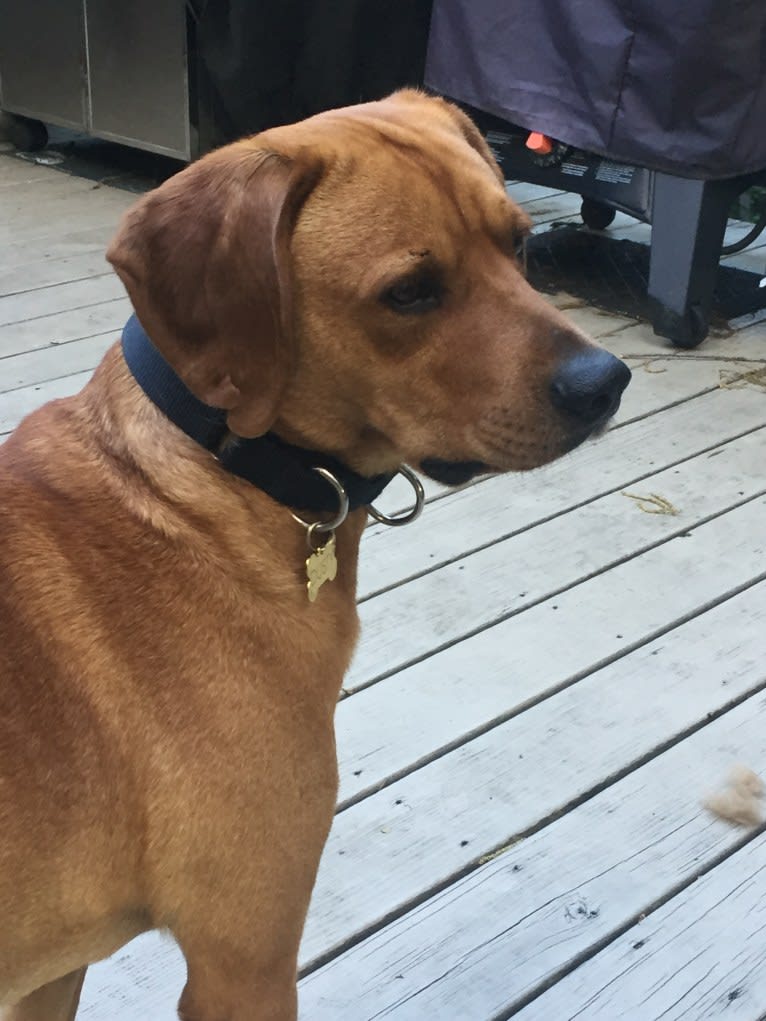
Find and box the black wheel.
[0,112,48,151]
[580,198,616,230]
[672,305,708,349]
[652,303,708,349]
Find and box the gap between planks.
[0,254,114,299]
[347,428,766,694]
[0,224,115,276]
[511,826,766,1021]
[301,690,766,1021]
[301,558,766,973]
[0,274,126,328]
[338,476,766,814]
[0,298,131,376]
[0,332,116,393]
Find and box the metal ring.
[305,521,331,552]
[366,466,425,527]
[290,467,350,534]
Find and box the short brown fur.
[0,91,621,1019]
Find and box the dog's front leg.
[1,968,87,1021]
[168,724,340,1021]
[177,949,298,1021]
[172,801,329,1021]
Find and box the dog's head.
[107,90,629,485]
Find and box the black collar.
[121,315,394,514]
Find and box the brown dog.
[0,91,629,1020]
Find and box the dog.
[0,90,630,1020]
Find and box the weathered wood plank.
[347,429,766,691]
[0,169,53,191]
[609,318,766,363]
[619,356,766,426]
[0,274,125,328]
[1,169,120,203]
[0,155,108,189]
[0,204,126,247]
[358,386,766,600]
[506,182,566,206]
[0,250,113,297]
[0,333,114,392]
[0,370,92,434]
[0,224,115,274]
[340,450,766,804]
[722,240,766,277]
[0,181,132,241]
[514,830,766,1021]
[304,525,766,966]
[0,154,60,188]
[562,303,637,339]
[301,686,766,1019]
[523,190,583,227]
[0,298,129,361]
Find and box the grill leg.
[648,173,736,348]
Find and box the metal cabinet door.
[85,0,190,159]
[0,0,86,129]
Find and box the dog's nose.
[550,349,631,425]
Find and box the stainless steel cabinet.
[0,0,191,159]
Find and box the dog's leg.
[172,816,327,1021]
[173,856,315,1021]
[165,710,340,1021]
[1,968,87,1021]
[177,945,297,1021]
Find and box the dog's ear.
[437,100,506,186]
[107,146,322,437]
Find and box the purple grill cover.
[425,0,766,179]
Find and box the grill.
[425,1,766,347]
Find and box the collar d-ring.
[366,466,424,527]
[291,467,350,534]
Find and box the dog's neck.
[74,344,368,604]
[120,315,394,517]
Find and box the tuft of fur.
[704,765,765,827]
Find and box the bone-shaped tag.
[306,534,338,602]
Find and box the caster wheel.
[652,303,708,349]
[0,112,48,151]
[580,198,616,230]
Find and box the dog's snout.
[550,349,631,425]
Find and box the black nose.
[550,349,632,425]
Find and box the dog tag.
[306,534,338,602]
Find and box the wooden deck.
[2,148,766,1020]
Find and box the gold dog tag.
[306,534,338,602]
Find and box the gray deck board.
[2,154,766,1020]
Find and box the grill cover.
[425,1,766,180]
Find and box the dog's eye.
[383,274,442,315]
